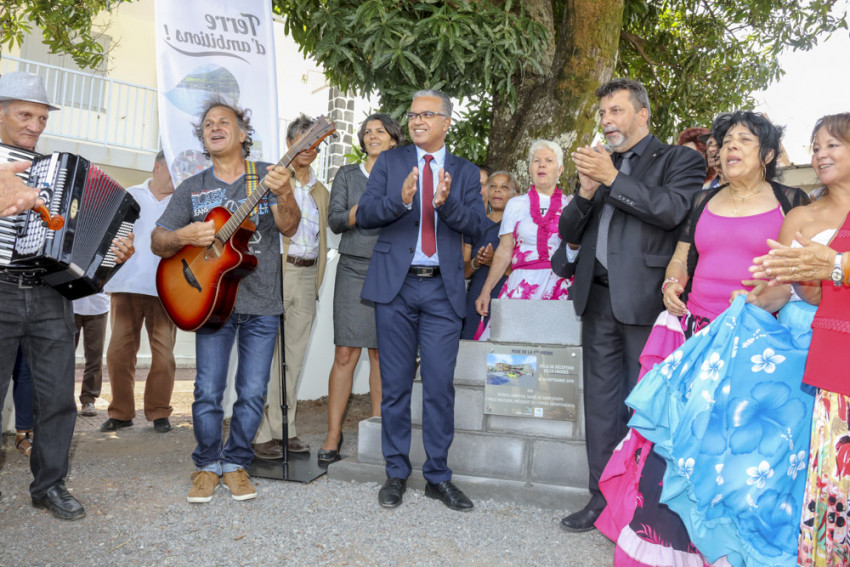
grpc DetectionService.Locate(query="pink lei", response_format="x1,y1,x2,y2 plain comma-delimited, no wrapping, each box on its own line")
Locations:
528,185,563,261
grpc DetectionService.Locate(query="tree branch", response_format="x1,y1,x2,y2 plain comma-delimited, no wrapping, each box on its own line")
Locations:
619,29,661,87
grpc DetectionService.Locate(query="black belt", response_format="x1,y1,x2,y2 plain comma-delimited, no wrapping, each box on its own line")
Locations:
0,270,44,288
286,255,317,267
408,265,441,278
592,273,609,287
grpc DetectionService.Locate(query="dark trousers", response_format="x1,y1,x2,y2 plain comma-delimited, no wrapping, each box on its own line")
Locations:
582,282,652,509
12,346,34,431
375,273,462,484
0,283,77,498
74,312,107,405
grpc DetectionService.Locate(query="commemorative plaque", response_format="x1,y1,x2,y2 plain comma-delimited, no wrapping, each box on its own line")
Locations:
484,344,580,421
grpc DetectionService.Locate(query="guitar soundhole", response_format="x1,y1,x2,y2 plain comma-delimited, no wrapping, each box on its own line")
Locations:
180,259,202,293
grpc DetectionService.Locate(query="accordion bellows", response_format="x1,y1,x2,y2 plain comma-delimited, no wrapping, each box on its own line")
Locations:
0,144,140,299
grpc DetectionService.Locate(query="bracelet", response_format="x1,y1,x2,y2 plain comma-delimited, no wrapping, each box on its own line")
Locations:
470,258,480,270
661,277,678,295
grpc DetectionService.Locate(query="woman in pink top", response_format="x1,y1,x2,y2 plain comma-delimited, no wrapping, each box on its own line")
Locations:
597,111,809,566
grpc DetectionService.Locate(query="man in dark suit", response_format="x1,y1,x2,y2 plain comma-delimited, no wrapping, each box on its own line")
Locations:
357,89,485,512
557,78,704,532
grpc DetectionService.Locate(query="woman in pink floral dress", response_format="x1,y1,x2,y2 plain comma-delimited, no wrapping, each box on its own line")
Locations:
475,140,572,334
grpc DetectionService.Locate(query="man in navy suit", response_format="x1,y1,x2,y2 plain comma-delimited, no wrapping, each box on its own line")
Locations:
557,78,705,532
357,90,485,511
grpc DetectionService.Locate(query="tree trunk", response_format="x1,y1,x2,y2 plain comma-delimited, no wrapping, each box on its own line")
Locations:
487,0,623,189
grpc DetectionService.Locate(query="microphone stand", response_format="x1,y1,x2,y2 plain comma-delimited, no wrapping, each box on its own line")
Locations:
248,263,325,483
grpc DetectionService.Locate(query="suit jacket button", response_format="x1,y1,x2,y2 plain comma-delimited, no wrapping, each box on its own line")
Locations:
414,221,419,227
409,248,414,253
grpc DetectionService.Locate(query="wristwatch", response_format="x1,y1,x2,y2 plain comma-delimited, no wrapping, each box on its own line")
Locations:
832,253,844,287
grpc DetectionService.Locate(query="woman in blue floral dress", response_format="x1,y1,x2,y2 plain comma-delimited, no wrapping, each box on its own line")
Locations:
627,296,816,566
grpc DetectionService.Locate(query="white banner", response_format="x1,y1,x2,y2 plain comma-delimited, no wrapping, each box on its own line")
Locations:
154,0,279,187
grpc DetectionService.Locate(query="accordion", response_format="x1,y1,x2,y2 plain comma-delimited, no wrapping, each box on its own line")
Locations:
0,144,140,299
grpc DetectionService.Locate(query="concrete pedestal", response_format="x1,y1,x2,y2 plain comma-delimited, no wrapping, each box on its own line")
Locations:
329,299,590,511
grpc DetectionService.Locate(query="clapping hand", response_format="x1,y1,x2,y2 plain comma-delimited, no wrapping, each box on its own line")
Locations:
401,167,419,206
572,143,618,188
751,233,835,284
576,171,601,200
474,243,494,267
433,168,452,207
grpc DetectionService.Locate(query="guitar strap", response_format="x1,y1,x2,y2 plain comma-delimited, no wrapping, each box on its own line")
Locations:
245,160,260,218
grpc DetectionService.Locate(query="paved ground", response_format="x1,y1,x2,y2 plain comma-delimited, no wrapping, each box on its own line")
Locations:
0,368,614,566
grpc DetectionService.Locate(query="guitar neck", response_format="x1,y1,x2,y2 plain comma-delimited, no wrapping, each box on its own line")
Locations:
217,148,300,241
215,115,335,241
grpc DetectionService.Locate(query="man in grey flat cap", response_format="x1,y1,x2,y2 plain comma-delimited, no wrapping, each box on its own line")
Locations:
0,72,50,214
0,71,134,519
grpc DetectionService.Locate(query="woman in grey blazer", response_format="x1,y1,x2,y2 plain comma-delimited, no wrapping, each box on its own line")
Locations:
318,114,403,463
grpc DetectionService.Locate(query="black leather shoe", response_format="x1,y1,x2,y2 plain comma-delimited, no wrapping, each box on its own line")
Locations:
100,418,133,432
560,504,603,533
317,433,343,463
32,484,85,521
378,477,406,508
153,418,172,433
424,480,474,512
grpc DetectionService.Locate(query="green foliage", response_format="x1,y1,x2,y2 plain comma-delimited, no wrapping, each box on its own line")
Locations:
618,0,847,139
343,144,367,165
274,0,548,119
275,0,845,160
0,0,129,70
446,94,491,165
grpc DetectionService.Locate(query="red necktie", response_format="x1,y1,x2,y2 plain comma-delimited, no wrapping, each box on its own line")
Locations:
421,154,436,257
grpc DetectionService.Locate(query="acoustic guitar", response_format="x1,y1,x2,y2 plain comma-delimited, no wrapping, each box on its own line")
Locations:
156,116,336,331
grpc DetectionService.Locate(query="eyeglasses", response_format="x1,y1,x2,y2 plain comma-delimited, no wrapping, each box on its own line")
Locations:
405,111,450,121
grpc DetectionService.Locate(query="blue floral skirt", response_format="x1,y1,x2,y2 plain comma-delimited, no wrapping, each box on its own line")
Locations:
627,297,817,566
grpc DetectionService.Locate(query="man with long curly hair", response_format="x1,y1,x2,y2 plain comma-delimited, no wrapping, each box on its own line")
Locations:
152,97,300,503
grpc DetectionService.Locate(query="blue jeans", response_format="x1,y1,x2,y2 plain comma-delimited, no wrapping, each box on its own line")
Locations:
13,345,35,431
192,313,279,474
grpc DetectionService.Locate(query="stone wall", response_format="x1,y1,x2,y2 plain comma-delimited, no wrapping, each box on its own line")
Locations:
326,86,356,184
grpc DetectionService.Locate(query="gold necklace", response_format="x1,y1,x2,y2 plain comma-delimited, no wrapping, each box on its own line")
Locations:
728,185,764,216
